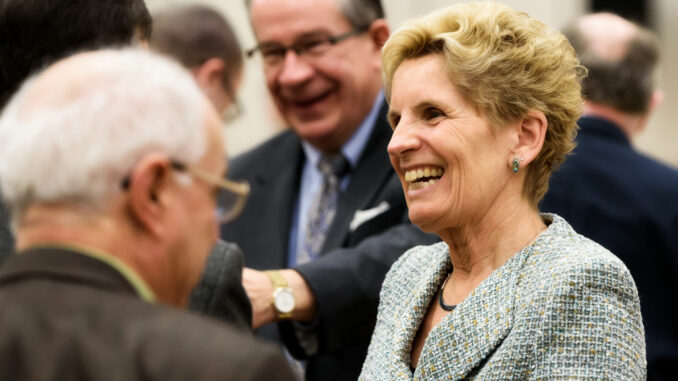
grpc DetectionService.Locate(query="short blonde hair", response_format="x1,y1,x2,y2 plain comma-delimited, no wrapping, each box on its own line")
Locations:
382,1,585,204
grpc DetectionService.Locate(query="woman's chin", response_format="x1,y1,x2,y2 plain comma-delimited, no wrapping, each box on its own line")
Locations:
408,210,444,234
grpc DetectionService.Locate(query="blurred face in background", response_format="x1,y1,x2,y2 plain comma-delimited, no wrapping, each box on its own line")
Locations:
249,0,384,152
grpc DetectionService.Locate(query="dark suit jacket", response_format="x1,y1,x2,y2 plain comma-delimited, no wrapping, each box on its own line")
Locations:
540,116,678,381
0,202,13,265
216,103,438,380
0,247,295,381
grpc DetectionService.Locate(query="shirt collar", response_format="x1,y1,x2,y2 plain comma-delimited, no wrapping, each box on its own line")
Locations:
23,243,156,303
302,91,385,170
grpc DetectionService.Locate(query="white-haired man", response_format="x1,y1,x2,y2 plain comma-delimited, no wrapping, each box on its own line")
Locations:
0,49,294,380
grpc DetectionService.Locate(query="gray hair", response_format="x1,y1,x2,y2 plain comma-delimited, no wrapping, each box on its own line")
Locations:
563,18,660,114
0,49,208,219
150,5,243,91
244,0,384,28
338,0,385,28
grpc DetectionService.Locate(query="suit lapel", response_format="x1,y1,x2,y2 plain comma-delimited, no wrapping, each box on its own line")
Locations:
242,132,304,269
414,246,531,380
321,103,393,252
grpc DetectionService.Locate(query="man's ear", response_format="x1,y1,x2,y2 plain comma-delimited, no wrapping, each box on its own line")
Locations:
367,19,390,69
126,153,173,238
193,58,226,89
649,89,664,113
368,18,390,48
510,110,547,168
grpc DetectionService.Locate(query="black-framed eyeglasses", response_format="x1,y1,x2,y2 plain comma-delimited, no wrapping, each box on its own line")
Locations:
246,25,369,68
121,159,250,224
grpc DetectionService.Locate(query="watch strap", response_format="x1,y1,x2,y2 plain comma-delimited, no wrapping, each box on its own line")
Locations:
265,270,293,319
265,270,288,288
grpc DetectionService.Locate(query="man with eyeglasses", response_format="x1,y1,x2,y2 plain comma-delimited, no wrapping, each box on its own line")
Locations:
0,49,294,380
204,0,439,379
150,4,244,122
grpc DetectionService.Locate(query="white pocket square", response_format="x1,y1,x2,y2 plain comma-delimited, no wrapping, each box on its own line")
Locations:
349,201,390,232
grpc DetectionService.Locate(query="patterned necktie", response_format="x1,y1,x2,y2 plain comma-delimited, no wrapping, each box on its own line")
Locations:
297,154,349,265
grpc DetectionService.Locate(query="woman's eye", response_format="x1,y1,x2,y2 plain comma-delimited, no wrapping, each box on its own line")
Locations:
425,108,444,120
389,116,400,130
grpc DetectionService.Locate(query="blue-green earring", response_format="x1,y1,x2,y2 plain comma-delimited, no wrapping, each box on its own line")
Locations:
512,158,520,174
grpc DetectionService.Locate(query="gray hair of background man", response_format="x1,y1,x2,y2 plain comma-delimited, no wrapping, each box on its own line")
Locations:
563,15,661,114
150,5,243,93
0,49,208,222
244,0,385,28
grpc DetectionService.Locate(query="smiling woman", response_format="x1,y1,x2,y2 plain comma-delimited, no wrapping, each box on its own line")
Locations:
360,2,646,380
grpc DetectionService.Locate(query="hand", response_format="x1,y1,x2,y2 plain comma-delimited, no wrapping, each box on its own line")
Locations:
242,267,276,329
242,267,318,330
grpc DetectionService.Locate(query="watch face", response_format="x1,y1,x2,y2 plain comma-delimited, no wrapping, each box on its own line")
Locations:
274,288,295,314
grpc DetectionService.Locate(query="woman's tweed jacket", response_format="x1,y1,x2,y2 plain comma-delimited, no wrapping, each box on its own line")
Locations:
360,214,646,380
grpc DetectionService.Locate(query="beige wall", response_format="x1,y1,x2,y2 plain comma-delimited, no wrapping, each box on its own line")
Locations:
639,0,678,166
146,0,677,167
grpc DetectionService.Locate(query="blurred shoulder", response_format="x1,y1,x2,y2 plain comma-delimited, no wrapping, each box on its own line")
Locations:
229,129,299,174
135,305,294,379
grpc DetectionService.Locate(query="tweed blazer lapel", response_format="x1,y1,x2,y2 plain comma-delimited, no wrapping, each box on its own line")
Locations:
384,244,450,376
413,242,533,379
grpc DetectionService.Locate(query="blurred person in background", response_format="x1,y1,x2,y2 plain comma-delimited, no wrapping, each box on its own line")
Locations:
201,0,438,379
150,4,244,121
0,48,294,381
0,0,152,264
540,12,678,380
149,3,253,332
361,2,645,379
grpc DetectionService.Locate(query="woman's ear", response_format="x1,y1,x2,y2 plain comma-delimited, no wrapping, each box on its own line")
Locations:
126,153,173,238
510,110,547,167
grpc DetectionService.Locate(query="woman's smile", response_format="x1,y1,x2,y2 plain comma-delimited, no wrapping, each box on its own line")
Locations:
404,166,445,191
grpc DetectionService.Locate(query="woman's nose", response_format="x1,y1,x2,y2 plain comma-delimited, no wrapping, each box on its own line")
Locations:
387,122,421,157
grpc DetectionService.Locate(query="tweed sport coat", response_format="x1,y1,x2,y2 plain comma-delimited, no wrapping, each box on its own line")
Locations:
361,214,646,380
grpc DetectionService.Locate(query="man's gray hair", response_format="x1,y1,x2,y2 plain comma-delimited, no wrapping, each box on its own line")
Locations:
244,0,384,28
0,49,208,219
337,0,384,28
563,18,660,114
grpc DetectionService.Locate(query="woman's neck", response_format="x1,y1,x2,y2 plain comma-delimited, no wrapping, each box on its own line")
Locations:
437,199,545,282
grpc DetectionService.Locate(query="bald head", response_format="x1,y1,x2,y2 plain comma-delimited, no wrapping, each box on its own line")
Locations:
578,13,637,61
564,12,660,114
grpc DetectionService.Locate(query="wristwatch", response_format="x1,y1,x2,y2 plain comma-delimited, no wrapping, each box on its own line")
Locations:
265,270,295,320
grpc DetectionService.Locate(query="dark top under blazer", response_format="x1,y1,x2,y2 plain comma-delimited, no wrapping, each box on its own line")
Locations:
214,102,438,380
0,247,295,381
540,116,678,381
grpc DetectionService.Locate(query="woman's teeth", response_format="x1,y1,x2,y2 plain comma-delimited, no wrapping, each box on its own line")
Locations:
404,166,444,190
